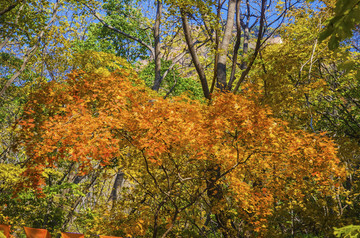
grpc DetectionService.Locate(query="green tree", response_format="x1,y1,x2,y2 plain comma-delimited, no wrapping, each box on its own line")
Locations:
73,0,149,62
320,0,360,49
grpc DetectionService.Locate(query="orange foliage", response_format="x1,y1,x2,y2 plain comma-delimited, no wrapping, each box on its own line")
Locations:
60,232,84,238
18,67,344,233
0,224,11,238
23,227,51,238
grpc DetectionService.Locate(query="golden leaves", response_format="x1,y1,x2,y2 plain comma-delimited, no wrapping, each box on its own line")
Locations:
18,64,345,233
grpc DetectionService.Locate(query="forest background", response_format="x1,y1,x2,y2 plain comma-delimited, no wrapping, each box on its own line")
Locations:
1,0,360,237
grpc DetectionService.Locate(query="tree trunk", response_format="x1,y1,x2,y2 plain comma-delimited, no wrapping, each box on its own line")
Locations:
227,0,242,90
152,0,163,91
181,10,211,99
210,0,223,94
240,0,251,70
108,168,124,203
233,0,266,93
216,0,237,90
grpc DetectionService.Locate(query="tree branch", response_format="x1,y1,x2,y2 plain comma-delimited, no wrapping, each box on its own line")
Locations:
233,0,267,93
0,0,61,98
84,3,155,58
0,1,20,16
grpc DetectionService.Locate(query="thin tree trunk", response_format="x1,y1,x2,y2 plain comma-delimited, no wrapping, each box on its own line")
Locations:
233,0,267,93
240,0,251,70
216,0,236,90
206,163,230,237
152,200,166,238
227,0,242,90
61,170,101,230
210,0,224,94
161,209,179,238
181,10,210,99
108,168,124,203
241,25,249,70
152,0,163,91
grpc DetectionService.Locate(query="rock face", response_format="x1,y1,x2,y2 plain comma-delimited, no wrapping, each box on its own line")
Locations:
267,36,283,44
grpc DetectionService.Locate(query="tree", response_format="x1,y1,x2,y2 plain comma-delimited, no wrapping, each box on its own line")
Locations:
249,2,360,234
84,0,184,92
0,0,62,97
17,59,344,236
83,0,296,98
0,52,142,235
319,0,360,49
73,0,150,62
170,0,297,96
2,0,359,236
0,0,96,168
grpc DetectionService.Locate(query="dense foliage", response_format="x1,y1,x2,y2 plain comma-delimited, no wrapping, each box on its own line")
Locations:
1,0,360,237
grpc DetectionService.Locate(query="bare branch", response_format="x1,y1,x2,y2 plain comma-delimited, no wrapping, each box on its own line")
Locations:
233,0,267,93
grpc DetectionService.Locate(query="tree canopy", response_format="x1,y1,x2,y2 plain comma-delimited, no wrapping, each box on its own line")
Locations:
1,0,360,237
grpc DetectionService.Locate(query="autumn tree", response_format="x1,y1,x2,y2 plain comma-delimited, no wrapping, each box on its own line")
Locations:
2,0,359,237
73,0,149,62
0,52,137,235
244,1,360,234
15,56,345,237
0,0,99,167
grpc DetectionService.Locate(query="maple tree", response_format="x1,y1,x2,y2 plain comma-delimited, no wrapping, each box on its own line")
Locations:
16,56,344,236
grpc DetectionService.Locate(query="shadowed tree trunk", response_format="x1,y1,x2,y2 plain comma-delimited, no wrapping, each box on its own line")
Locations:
108,168,125,205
